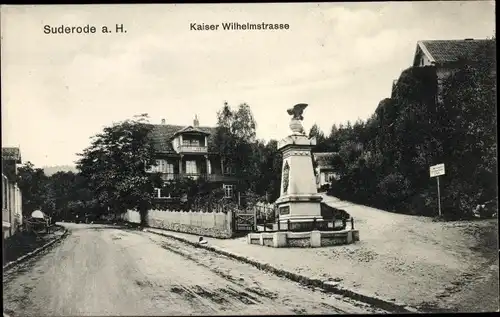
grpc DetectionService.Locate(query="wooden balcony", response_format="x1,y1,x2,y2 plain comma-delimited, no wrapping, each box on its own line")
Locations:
178,145,208,154
160,173,238,183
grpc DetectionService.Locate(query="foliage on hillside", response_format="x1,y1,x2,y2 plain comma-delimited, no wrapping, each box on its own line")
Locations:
324,41,497,219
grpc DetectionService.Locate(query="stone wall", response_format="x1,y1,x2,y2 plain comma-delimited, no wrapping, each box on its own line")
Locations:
122,209,233,238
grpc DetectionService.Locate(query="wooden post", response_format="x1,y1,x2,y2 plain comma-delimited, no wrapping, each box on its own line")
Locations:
253,206,257,232
437,176,442,217
178,155,183,175
277,213,280,231
351,217,354,230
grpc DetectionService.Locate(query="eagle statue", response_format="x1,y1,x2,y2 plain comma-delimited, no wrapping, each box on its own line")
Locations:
287,103,308,121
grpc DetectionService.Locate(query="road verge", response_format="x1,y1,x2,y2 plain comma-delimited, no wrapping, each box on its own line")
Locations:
3,225,69,272
144,228,419,314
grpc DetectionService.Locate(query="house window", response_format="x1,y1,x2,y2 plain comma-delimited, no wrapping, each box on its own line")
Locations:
185,160,197,174
166,163,174,174
154,188,161,198
183,139,190,146
223,184,234,198
191,139,200,146
157,160,164,173
148,159,168,173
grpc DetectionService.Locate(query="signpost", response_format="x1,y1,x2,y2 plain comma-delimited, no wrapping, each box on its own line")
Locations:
430,163,445,216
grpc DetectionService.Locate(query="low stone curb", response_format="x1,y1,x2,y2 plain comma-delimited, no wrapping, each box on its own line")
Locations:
2,226,69,272
145,228,420,314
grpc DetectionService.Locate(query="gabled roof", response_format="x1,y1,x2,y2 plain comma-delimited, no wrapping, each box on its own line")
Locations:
313,152,339,169
148,124,216,153
172,125,212,137
2,147,21,163
414,39,494,65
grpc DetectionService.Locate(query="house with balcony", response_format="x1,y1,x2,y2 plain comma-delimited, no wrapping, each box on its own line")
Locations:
147,116,239,199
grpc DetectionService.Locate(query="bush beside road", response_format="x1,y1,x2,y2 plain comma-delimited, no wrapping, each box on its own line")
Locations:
3,225,66,268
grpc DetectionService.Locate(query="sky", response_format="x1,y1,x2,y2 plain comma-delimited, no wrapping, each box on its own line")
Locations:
1,2,495,167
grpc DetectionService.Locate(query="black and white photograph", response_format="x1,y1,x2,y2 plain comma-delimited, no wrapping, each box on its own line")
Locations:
1,2,498,315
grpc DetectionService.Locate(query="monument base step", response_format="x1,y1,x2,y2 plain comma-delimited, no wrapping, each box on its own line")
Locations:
247,229,360,248
277,217,332,231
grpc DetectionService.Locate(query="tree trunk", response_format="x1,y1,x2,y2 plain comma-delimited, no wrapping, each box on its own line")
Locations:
139,206,148,227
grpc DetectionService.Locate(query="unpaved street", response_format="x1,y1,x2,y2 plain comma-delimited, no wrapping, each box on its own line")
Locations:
3,223,385,316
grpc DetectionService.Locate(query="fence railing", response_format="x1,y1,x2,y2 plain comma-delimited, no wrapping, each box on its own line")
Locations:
160,173,238,182
257,215,355,233
178,145,208,153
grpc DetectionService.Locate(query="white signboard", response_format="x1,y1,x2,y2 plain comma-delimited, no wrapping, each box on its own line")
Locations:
430,163,445,178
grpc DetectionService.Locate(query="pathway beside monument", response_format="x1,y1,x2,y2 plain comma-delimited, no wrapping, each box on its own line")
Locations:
144,193,498,313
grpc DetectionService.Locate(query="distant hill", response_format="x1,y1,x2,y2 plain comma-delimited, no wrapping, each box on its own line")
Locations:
43,165,79,176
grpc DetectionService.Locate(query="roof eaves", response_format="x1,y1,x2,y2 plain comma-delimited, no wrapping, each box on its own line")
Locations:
417,41,436,64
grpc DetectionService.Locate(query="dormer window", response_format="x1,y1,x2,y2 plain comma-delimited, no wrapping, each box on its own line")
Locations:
182,139,200,146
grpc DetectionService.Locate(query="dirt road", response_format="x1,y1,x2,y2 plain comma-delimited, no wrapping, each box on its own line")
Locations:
3,223,385,316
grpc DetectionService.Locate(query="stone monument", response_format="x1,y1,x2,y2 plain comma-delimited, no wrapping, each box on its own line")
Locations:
275,103,324,230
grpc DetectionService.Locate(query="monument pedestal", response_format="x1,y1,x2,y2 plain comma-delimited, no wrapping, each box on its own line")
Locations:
246,103,360,248
275,131,323,228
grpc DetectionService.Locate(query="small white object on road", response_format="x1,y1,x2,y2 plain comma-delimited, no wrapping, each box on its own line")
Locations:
199,237,208,245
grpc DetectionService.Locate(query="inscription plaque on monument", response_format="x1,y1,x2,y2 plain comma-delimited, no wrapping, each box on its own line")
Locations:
279,206,290,215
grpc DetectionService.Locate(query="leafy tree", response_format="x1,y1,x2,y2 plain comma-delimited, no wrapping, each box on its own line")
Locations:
255,139,282,202
309,123,330,152
436,39,497,216
76,114,162,226
326,40,496,219
15,162,49,217
211,101,259,192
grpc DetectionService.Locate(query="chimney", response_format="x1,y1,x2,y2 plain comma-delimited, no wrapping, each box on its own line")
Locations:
193,115,199,127
161,118,166,125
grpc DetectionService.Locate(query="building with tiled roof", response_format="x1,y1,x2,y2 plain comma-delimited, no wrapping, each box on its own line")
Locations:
2,147,21,163
312,152,340,189
146,116,238,199
413,39,494,67
2,147,22,182
393,38,495,103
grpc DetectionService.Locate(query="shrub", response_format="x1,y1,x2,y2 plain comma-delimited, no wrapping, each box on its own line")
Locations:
319,184,330,192
377,172,412,211
407,190,437,217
